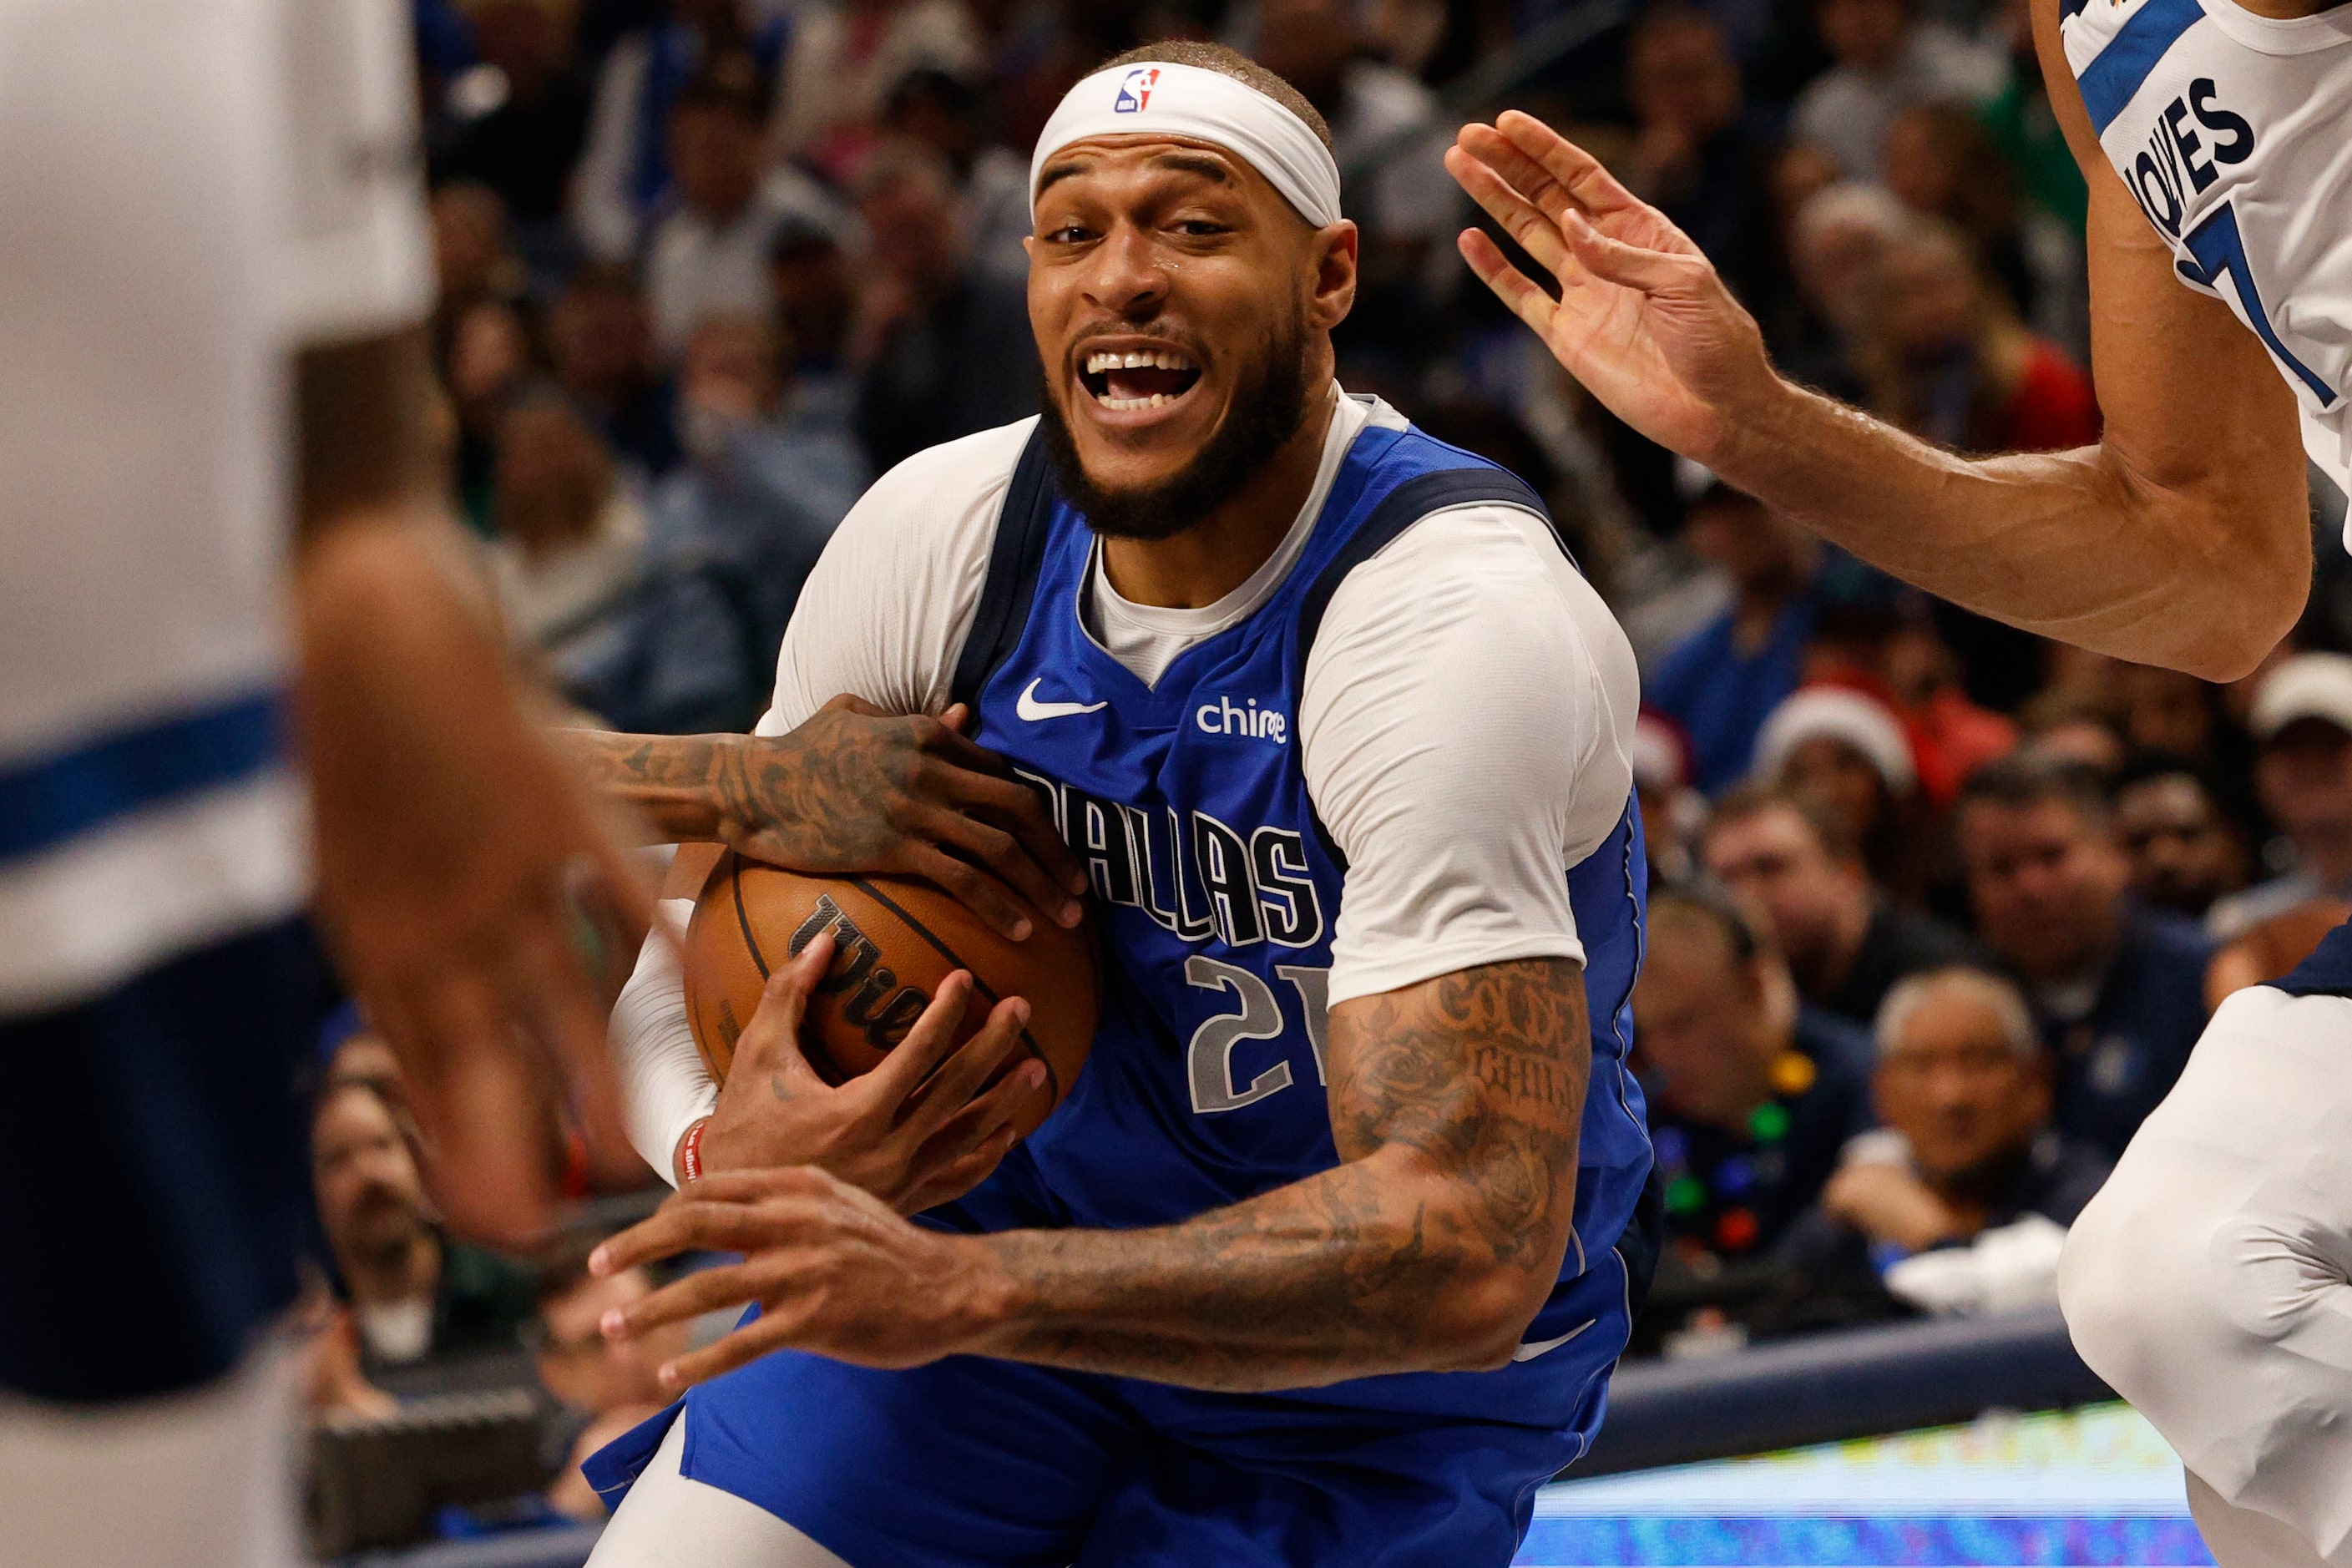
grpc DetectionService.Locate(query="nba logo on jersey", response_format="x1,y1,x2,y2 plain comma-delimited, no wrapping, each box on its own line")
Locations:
1114,67,1159,112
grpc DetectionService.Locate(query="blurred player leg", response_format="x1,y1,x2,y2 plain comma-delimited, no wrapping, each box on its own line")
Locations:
588,1418,852,1568
2062,985,2352,1567
2189,1474,2333,1568
0,1341,299,1568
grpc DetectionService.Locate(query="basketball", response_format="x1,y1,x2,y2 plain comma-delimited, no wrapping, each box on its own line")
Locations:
681,852,1099,1140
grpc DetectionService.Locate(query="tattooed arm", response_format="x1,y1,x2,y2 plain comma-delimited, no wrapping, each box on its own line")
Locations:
562,695,1086,940
590,957,1591,1393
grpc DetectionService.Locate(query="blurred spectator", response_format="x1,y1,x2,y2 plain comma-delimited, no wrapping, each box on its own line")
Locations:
1621,8,1779,305
2207,898,2352,1009
773,0,985,176
1633,710,1707,890
319,1003,406,1110
568,315,867,733
1855,220,2098,456
1974,0,2088,231
1751,685,1932,905
1634,888,1877,1272
1646,468,1822,792
531,1244,695,1521
443,297,544,534
2017,689,2130,776
1866,612,2021,791
1788,0,2002,180
311,1080,540,1378
572,0,786,260
769,225,862,395
1766,968,2112,1333
1702,786,1975,1026
1955,752,2214,1160
2112,660,2243,775
677,312,868,527
1776,180,1909,395
2208,654,2352,939
549,262,685,479
432,0,598,271
431,182,524,317
2112,757,2252,921
1883,102,2086,360
851,139,1038,473
644,60,842,359
486,392,650,663
883,68,1034,282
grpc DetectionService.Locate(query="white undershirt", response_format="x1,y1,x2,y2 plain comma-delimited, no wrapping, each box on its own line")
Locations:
610,387,1641,1178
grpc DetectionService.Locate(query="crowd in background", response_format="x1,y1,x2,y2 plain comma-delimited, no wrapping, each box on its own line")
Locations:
296,0,2352,1538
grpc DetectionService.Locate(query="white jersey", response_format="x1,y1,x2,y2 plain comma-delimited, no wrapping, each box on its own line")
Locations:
2060,0,2352,507
0,0,432,1014
609,390,1643,1176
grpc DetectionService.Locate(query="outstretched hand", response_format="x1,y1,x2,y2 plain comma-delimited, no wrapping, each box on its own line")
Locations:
1444,111,1776,463
301,518,656,1246
695,928,1043,1214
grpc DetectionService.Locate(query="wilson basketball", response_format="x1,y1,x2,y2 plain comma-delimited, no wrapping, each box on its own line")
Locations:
682,852,1099,1140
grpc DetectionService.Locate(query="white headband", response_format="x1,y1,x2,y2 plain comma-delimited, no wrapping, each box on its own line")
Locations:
1029,61,1343,229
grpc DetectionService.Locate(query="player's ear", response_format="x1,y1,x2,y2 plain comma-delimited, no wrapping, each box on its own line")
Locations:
1308,220,1358,331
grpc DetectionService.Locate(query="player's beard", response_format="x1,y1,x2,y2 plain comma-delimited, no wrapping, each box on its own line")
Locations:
1037,302,1314,543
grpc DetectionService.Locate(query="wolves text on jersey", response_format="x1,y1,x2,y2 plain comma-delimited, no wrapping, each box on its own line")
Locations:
2123,76,2253,241
1014,766,1328,951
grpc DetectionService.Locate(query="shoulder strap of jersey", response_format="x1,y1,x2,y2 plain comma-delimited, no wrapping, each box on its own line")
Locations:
948,426,1059,711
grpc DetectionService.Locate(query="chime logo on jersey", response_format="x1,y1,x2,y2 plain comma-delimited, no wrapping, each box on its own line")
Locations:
1016,766,1327,950
1114,66,1160,113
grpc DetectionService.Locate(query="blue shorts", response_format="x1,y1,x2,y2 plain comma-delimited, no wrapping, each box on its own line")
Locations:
0,918,326,1402
587,1346,1610,1568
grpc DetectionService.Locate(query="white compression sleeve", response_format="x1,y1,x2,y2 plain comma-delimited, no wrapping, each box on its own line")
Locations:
610,900,716,1187
1302,502,1640,1006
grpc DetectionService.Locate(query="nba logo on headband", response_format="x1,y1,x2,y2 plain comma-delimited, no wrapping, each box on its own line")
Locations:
1113,66,1159,113
1035,59,1343,227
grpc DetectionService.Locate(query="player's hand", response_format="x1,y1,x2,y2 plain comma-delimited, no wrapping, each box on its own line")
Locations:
695,929,1044,1214
1444,111,1775,464
301,517,655,1245
588,1166,1006,1387
713,696,1088,941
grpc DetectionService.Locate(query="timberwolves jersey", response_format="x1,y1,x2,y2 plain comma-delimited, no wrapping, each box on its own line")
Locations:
2060,0,2352,507
943,417,1657,1424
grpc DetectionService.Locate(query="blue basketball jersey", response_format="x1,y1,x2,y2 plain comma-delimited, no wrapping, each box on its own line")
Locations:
943,412,1657,1424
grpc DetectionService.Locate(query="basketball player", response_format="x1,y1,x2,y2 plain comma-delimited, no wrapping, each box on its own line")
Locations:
576,46,1657,1567
1442,1,2352,1560
0,3,664,1562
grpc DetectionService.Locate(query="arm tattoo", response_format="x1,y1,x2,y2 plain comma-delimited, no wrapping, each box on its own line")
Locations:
981,958,1591,1391
558,718,946,867
561,731,743,842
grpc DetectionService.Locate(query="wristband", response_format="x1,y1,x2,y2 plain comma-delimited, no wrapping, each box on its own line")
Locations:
678,1118,711,1186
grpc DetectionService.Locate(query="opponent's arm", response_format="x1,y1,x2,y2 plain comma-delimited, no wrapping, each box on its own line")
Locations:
560,698,1086,942
297,326,654,1241
591,956,1590,1393
1444,0,2309,682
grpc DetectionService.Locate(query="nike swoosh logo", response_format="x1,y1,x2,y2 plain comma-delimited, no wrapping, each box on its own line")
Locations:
1015,677,1108,721
1511,1318,1597,1362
